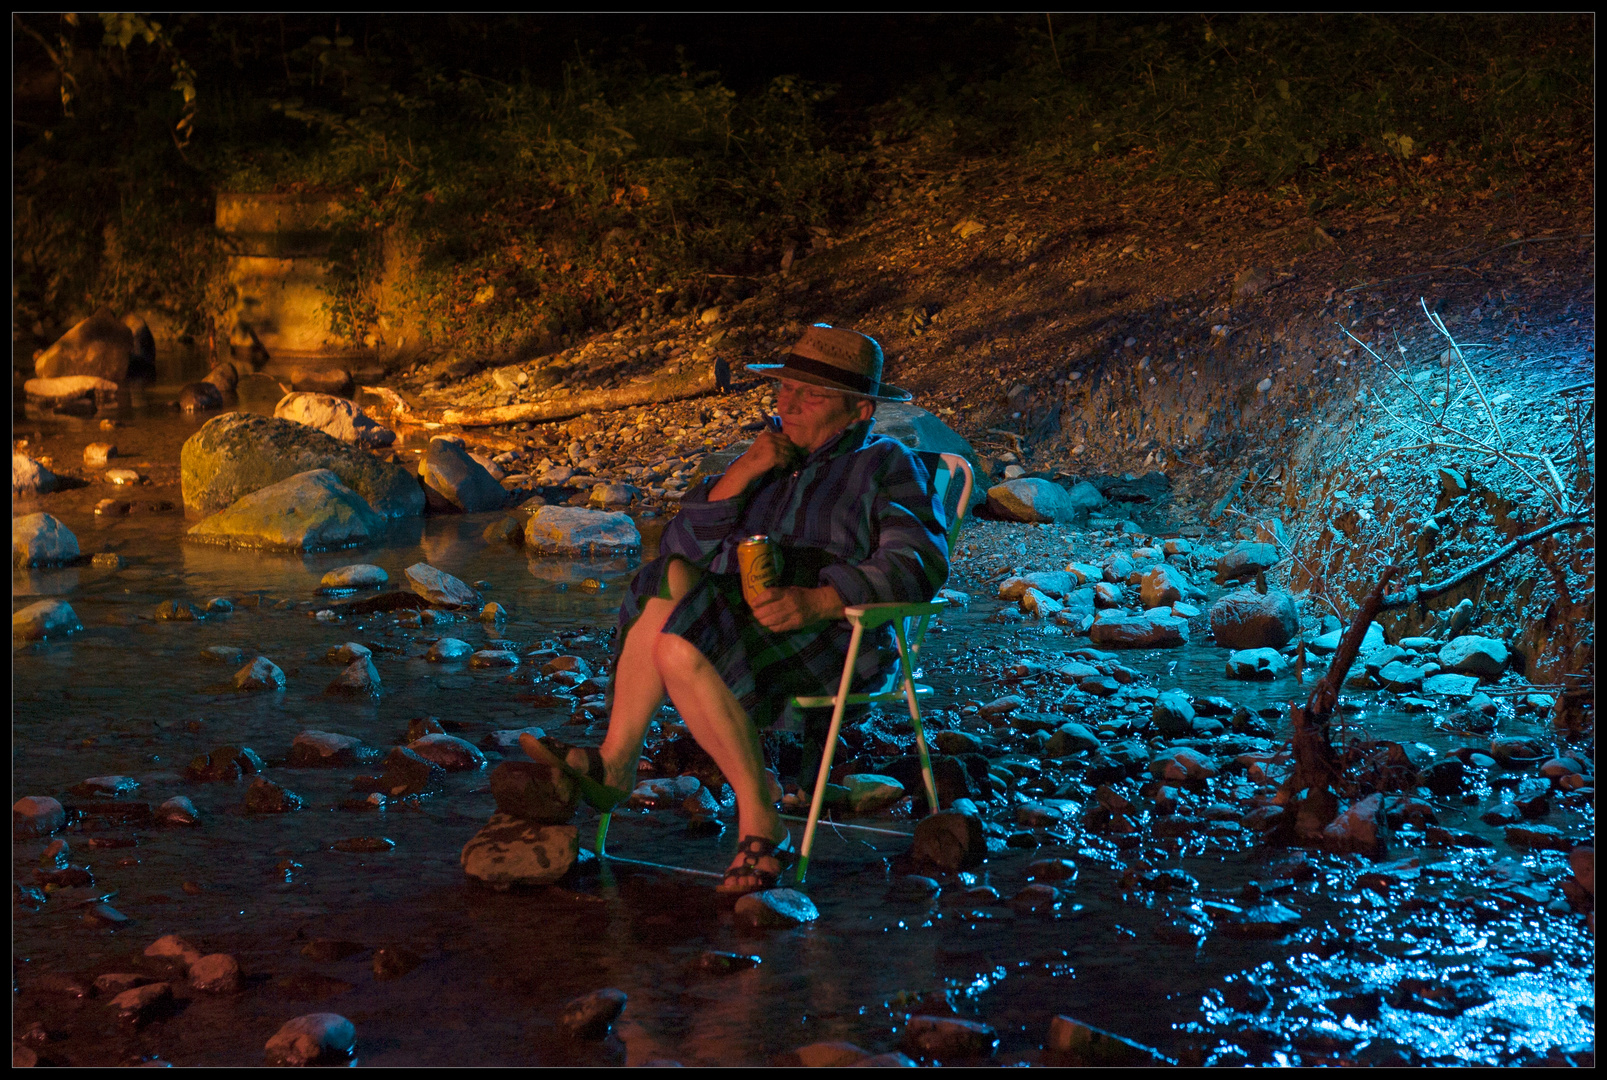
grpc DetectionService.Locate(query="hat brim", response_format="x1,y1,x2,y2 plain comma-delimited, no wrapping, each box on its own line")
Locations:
745,362,913,403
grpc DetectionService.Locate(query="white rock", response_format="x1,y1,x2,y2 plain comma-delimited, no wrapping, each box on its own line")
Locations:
12,512,79,566
1437,635,1509,678
12,453,59,495
274,392,395,447
524,506,641,555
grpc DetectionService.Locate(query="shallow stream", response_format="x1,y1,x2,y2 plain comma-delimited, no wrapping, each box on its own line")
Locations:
11,394,1594,1066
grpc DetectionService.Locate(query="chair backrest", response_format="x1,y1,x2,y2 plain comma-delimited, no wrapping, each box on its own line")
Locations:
918,452,975,550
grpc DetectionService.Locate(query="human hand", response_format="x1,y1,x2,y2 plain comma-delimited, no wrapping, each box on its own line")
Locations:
711,425,801,499
749,584,844,633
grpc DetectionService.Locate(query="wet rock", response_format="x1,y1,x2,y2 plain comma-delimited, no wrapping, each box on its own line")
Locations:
264,1013,357,1067
321,564,388,591
843,773,904,812
1026,858,1078,884
12,599,82,641
189,469,386,551
901,1015,998,1059
1424,825,1492,848
1378,661,1426,692
910,810,986,871
1504,824,1572,851
13,452,60,496
181,412,423,518
460,813,579,885
419,438,507,513
490,761,578,824
185,745,263,782
1214,541,1279,585
1513,777,1552,817
791,1041,871,1067
289,730,369,768
327,656,381,696
1570,845,1594,896
34,307,133,381
380,746,445,796
481,601,509,622
1226,648,1288,680
190,953,241,993
1480,800,1522,826
1089,613,1187,648
985,478,1088,524
471,649,519,668
325,642,371,666
13,796,66,837
887,874,942,902
155,599,203,621
1322,793,1383,853
1208,588,1299,649
234,656,286,691
1222,902,1303,939
146,934,203,967
110,982,173,1025
1044,722,1100,757
408,733,487,771
999,571,1076,600
201,359,239,395
1389,974,1492,1016
1489,737,1544,766
244,777,303,813
1423,672,1480,698
406,563,481,607
559,987,628,1039
1309,621,1384,656
734,888,819,928
1151,691,1197,736
83,902,131,928
274,392,394,448
155,795,201,826
1437,635,1509,678
331,836,394,853
1021,587,1062,617
1421,758,1465,796
1139,564,1189,608
27,374,120,411
71,774,139,798
12,512,80,566
425,637,473,662
1150,747,1218,782
1048,1015,1171,1064
524,506,642,555
179,381,225,412
932,730,983,755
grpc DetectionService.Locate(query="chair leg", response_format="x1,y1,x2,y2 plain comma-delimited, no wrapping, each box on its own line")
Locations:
796,621,866,885
895,621,939,815
594,812,612,858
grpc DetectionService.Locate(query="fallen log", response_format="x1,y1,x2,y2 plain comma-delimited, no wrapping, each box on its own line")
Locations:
437,366,720,428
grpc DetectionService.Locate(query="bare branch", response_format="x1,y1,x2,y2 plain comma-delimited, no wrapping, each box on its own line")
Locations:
1379,514,1593,611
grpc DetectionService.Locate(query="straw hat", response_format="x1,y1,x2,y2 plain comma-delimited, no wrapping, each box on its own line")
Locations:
746,324,912,402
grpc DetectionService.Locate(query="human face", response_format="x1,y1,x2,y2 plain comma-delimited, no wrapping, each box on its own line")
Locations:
773,378,873,453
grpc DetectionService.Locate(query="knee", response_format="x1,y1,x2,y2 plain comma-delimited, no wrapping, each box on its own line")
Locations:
652,632,707,679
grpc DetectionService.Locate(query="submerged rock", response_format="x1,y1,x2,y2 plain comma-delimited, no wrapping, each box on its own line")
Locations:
524,506,642,555
13,512,80,566
181,412,424,518
406,563,482,608
289,730,370,768
13,599,82,641
321,564,388,591
264,1013,357,1067
275,392,395,448
407,733,487,771
460,814,579,885
1225,648,1288,680
188,469,386,551
13,795,66,836
559,987,628,1040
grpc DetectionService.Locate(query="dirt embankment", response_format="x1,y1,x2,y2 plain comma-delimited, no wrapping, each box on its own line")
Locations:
405,153,1593,711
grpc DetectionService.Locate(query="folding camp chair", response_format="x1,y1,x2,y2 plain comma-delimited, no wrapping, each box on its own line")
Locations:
792,452,974,884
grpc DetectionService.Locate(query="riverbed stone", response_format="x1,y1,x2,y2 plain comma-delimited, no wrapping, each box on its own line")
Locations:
244,777,303,813
1150,747,1218,782
13,599,82,641
1226,648,1288,680
1309,621,1385,656
408,733,487,771
559,987,628,1040
1423,672,1480,699
733,888,819,928
524,506,642,555
1048,1015,1169,1064
12,453,59,496
145,934,203,967
426,637,474,661
471,649,519,668
34,307,133,382
1151,691,1197,736
1323,793,1383,853
1044,722,1101,757
265,1013,357,1066
1209,587,1300,649
189,953,242,993
910,810,986,871
1437,635,1509,678
406,563,482,607
843,773,904,812
461,813,579,885
189,469,386,552
327,656,381,696
999,570,1076,600
181,412,424,518
985,478,1086,524
155,795,201,826
321,564,388,591
1214,541,1279,585
419,438,507,513
1089,613,1188,648
234,656,286,691
901,1015,998,1058
13,512,80,566
275,392,395,448
289,730,369,767
111,981,173,1024
13,796,66,837
1140,564,1189,608
490,761,578,824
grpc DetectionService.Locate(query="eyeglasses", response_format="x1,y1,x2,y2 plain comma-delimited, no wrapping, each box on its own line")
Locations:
774,380,849,407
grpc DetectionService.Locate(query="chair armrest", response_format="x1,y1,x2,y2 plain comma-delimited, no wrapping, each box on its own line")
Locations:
843,599,947,629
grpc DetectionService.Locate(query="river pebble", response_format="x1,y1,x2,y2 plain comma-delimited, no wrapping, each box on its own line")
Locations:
460,814,578,885
12,512,79,566
233,656,286,691
408,733,488,771
327,655,382,696
13,796,67,836
190,953,241,992
243,777,303,813
405,562,481,607
145,935,203,967
265,1013,357,1066
12,599,82,641
560,987,628,1039
111,982,173,1025
426,638,474,662
320,564,389,591
155,795,201,826
901,1015,998,1058
734,888,819,928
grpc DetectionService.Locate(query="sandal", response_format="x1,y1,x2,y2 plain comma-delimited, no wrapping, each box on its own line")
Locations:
716,831,797,896
519,733,630,813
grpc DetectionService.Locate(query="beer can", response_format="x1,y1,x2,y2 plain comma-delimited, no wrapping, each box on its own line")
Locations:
737,535,780,606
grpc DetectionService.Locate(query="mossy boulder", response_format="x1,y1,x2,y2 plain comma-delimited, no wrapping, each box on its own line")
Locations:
180,413,424,518
188,469,386,551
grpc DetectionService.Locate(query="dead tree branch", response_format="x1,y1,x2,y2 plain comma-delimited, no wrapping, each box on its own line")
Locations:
1378,513,1592,611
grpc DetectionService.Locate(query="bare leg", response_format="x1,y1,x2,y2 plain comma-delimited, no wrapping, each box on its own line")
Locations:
655,632,784,889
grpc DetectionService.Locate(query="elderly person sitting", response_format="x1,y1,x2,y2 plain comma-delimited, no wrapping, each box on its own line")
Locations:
525,324,950,894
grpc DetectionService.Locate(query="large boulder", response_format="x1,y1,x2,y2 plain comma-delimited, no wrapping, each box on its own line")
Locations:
1214,541,1280,585
180,413,424,518
870,402,986,507
124,314,157,380
33,307,133,382
986,478,1089,524
1089,613,1188,648
1226,648,1289,680
524,507,641,555
1437,635,1509,678
460,814,578,885
12,453,59,496
1139,564,1190,609
13,512,79,566
419,438,507,513
274,392,395,448
1209,588,1300,649
187,469,386,551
